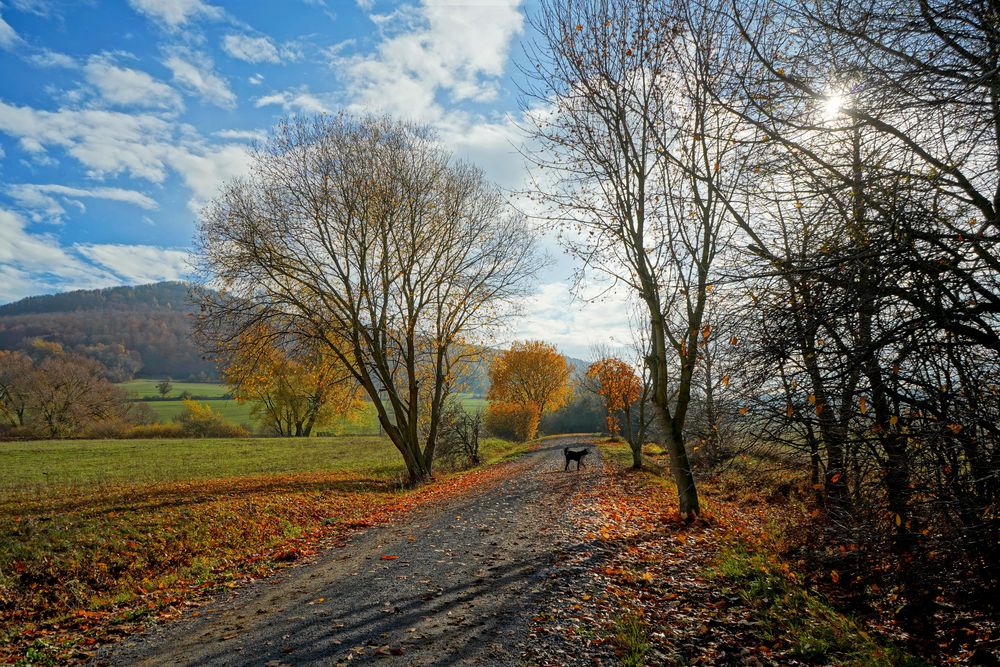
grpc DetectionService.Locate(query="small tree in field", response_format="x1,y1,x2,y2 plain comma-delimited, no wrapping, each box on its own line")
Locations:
156,379,173,398
487,340,572,440
223,325,362,437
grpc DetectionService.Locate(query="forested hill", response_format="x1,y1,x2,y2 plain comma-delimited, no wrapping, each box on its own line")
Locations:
0,282,592,387
0,282,215,381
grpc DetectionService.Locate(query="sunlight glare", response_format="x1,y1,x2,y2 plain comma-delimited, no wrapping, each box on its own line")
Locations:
822,92,845,119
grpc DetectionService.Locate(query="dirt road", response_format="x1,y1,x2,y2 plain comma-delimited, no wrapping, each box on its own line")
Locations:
95,436,605,666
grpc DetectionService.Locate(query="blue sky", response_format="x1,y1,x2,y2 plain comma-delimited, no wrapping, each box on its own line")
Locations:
0,0,630,356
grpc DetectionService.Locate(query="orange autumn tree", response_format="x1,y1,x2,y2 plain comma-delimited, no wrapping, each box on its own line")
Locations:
587,357,645,467
224,327,362,437
486,340,573,441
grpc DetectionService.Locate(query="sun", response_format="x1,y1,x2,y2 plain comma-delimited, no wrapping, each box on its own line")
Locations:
822,92,845,119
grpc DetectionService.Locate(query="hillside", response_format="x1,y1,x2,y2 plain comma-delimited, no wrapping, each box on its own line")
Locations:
0,282,215,381
0,282,592,387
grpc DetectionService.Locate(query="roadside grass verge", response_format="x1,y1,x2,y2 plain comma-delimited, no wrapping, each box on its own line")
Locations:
707,543,922,666
594,440,917,666
0,435,530,665
613,612,650,667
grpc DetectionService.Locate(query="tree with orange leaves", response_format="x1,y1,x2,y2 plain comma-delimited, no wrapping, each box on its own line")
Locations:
587,357,646,467
487,340,572,440
224,326,362,437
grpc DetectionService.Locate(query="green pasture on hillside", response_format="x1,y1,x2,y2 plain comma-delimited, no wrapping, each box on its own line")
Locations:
119,379,231,399
119,380,487,435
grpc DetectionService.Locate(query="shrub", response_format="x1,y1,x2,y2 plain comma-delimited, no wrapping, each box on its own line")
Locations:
484,401,540,442
124,422,186,439
174,400,250,438
81,419,131,439
435,403,483,469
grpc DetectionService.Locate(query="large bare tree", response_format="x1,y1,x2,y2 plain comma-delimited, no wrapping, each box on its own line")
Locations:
520,0,752,517
195,114,540,484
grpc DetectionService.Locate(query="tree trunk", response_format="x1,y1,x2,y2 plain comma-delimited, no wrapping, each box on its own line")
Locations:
622,405,642,469
647,308,701,519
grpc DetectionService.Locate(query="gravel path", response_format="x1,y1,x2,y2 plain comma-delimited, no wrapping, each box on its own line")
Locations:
94,436,605,666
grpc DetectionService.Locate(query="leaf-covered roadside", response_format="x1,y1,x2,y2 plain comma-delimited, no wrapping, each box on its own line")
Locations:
523,442,919,666
0,450,530,666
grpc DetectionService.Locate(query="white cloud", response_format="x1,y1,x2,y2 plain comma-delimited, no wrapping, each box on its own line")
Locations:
505,280,633,359
7,183,158,223
83,55,183,110
222,34,280,64
75,243,191,283
28,49,77,68
0,101,251,211
127,0,221,28
255,88,328,114
213,128,265,142
355,0,375,10
0,208,195,303
163,50,236,109
0,13,22,50
165,143,250,211
0,208,120,302
0,101,175,181
248,73,264,85
336,0,524,122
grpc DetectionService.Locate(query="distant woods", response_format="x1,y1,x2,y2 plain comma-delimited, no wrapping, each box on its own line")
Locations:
0,346,144,438
0,282,215,382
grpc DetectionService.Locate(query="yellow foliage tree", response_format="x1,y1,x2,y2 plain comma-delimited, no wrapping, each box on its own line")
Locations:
224,327,362,437
587,357,642,436
487,340,572,440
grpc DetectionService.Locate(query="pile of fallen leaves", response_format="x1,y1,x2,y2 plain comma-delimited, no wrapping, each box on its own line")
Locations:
523,444,916,666
0,459,525,665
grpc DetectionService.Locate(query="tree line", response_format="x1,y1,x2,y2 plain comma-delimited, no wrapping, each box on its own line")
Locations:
520,0,999,627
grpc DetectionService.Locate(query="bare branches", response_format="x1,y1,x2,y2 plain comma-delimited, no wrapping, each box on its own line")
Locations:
194,113,541,483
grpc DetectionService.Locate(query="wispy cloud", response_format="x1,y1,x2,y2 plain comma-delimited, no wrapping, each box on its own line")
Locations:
163,49,236,109
222,34,280,64
336,0,524,122
254,88,328,114
75,243,190,284
84,55,183,110
7,183,158,223
126,0,222,28
0,13,23,50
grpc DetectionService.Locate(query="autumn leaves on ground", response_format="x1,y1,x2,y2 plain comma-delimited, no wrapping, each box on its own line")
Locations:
0,436,530,665
4,432,929,666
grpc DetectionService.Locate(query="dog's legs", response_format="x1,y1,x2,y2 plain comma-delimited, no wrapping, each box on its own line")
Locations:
564,458,569,471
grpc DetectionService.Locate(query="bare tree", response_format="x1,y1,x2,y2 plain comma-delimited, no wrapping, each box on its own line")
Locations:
195,114,540,484
520,0,752,517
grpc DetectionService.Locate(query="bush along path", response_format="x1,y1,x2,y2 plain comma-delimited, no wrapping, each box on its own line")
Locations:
521,441,920,667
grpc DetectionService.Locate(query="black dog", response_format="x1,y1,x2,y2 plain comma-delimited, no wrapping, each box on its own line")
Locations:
564,447,590,471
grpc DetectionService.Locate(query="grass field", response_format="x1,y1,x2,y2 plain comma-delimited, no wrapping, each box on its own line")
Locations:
118,379,231,400
0,436,403,492
0,434,530,664
117,380,487,436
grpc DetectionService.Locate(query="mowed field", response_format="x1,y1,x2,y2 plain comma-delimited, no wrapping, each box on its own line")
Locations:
0,434,528,664
118,379,487,436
